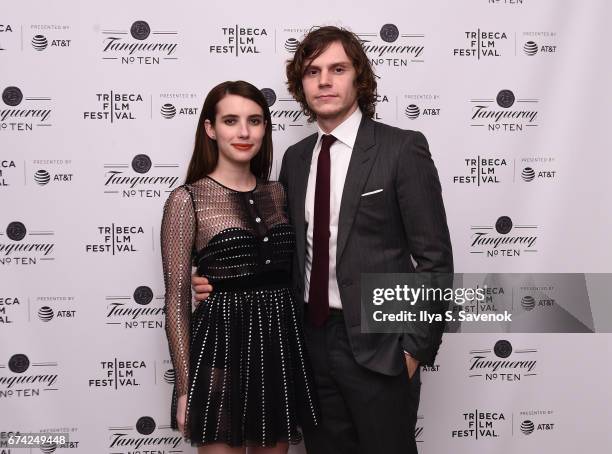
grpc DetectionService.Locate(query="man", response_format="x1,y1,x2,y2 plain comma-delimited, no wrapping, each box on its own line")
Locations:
193,26,453,454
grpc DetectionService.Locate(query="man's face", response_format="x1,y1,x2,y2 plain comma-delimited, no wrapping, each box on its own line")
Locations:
301,41,359,122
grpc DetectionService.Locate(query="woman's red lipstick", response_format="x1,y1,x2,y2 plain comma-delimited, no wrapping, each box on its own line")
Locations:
231,143,253,151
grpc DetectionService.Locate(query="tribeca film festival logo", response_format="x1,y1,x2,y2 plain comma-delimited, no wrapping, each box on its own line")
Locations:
260,87,307,132
357,24,425,68
0,221,55,266
451,409,509,439
0,86,52,132
468,340,538,382
158,92,199,120
88,358,149,389
470,216,539,258
0,23,16,52
107,416,183,453
0,159,17,188
521,32,557,57
460,285,507,319
0,295,23,325
369,93,394,122
470,89,539,133
84,223,148,255
403,94,440,122
453,27,556,59
105,285,165,330
100,20,178,65
0,354,59,399
453,155,510,186
518,410,555,435
103,154,179,198
209,25,270,56
453,28,510,58
83,91,145,123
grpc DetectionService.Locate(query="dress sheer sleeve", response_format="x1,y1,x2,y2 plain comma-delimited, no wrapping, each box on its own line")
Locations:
161,186,195,397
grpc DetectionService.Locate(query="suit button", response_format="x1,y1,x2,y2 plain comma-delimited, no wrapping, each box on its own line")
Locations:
341,279,353,288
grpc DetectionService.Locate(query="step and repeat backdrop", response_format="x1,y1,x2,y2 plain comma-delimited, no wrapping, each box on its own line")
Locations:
2,1,612,453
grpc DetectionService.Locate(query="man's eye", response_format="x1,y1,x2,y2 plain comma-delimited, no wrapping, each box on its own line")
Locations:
335,67,345,73
307,69,318,76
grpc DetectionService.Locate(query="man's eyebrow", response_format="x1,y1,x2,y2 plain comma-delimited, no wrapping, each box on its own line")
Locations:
305,61,352,70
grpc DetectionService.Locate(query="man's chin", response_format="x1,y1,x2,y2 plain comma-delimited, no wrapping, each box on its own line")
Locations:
313,108,343,120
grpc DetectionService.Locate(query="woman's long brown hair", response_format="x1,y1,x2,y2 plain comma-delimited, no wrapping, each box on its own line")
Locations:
185,80,273,184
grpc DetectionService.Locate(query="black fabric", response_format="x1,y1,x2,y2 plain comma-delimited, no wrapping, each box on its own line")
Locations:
302,311,421,454
161,176,320,447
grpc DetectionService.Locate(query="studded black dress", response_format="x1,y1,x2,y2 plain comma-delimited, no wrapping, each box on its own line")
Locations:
161,176,319,447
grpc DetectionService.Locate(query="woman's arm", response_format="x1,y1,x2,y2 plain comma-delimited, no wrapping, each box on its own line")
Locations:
161,186,196,398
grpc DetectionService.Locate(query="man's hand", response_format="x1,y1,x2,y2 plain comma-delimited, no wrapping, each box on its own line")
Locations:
191,274,212,305
404,352,420,380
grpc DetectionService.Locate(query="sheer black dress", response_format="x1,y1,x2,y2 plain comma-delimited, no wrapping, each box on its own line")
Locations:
161,176,319,447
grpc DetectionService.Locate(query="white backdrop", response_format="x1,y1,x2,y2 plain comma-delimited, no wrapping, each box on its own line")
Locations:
2,1,612,453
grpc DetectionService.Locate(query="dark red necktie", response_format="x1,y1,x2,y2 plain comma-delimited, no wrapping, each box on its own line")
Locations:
308,134,336,327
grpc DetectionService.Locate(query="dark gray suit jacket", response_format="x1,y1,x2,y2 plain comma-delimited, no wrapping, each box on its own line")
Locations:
279,115,453,375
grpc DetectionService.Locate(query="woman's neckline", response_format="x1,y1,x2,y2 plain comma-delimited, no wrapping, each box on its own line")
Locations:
204,175,257,193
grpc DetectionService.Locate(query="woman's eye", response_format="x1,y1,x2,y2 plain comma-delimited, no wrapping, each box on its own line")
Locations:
224,119,236,125
250,118,261,125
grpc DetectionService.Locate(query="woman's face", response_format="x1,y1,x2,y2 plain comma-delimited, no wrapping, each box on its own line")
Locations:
204,94,266,167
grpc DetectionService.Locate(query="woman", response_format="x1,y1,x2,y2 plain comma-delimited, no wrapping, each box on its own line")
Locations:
160,80,319,453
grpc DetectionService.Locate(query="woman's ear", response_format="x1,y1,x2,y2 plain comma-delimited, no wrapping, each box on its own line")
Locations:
204,119,216,140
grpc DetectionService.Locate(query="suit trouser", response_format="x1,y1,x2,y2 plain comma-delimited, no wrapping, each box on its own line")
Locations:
301,309,421,454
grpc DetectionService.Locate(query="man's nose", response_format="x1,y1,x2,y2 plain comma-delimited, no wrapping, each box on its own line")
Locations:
318,69,331,87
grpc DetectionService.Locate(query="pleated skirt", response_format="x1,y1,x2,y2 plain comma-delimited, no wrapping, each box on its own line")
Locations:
170,286,320,447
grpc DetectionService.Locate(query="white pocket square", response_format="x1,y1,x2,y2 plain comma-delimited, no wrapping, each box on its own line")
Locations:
361,189,383,197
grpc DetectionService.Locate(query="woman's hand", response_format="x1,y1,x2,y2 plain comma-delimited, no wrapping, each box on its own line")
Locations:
176,394,187,434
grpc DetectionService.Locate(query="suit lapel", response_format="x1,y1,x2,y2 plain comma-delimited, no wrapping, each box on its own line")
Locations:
293,133,318,276
336,117,378,263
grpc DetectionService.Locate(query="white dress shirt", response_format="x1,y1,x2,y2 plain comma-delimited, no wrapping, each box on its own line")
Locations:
304,107,362,309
